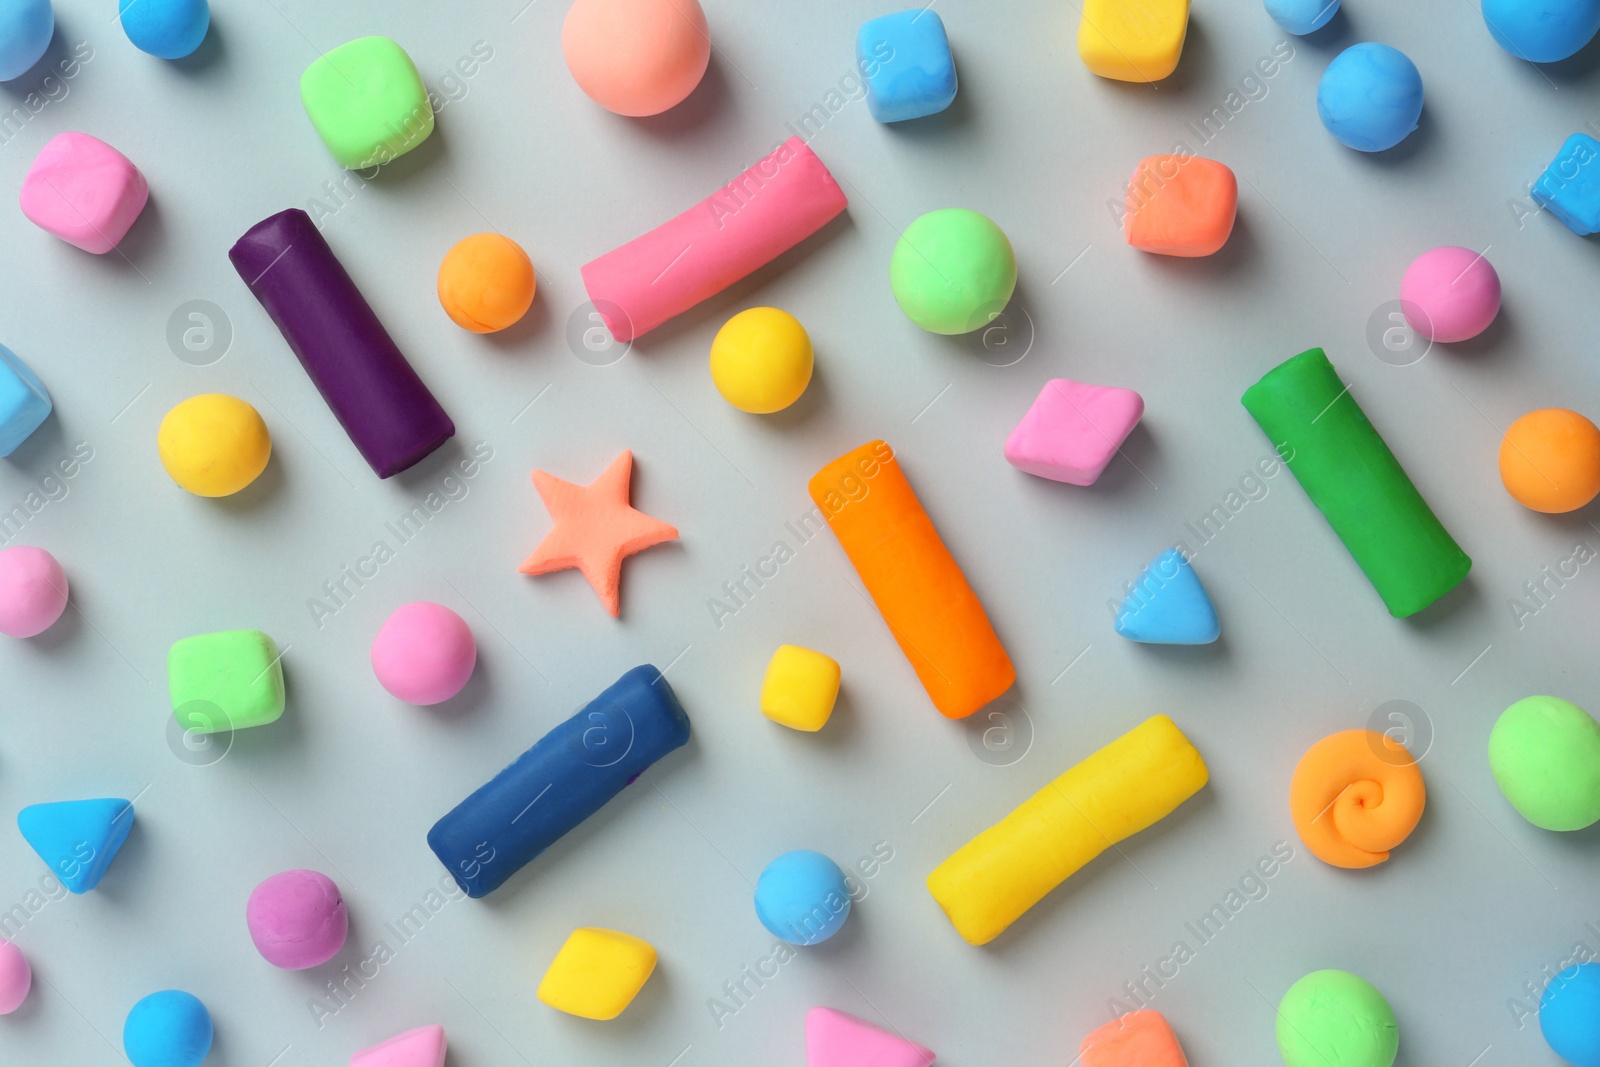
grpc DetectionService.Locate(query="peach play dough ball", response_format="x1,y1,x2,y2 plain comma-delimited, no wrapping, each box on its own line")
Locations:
371,601,477,705
438,233,536,333
1399,246,1501,343
562,0,711,116
1500,408,1600,514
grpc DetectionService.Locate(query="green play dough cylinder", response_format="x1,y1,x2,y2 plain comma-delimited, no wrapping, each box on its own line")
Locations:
1241,348,1471,617
1277,969,1399,1067
1489,696,1600,831
889,208,1017,335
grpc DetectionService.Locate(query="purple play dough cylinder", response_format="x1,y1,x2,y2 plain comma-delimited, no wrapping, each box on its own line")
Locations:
246,869,348,970
228,209,454,478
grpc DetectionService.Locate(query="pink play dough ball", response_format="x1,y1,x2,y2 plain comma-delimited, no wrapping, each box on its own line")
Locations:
246,869,348,970
1400,245,1502,343
0,938,30,1014
562,0,711,117
371,602,476,706
0,545,67,638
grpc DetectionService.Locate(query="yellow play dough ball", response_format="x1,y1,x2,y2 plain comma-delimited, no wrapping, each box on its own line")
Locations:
158,394,271,497
709,307,813,414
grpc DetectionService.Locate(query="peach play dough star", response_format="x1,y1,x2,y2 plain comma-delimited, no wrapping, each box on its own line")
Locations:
519,450,678,616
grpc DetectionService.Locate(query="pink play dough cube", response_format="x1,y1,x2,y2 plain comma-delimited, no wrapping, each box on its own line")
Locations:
20,132,149,254
1004,378,1144,485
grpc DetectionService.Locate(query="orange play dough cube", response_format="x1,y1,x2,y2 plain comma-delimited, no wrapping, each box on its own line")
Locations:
1124,156,1237,258
1080,1010,1189,1067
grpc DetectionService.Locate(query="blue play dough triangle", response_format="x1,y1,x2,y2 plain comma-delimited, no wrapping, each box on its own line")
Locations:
17,798,135,893
1114,549,1220,645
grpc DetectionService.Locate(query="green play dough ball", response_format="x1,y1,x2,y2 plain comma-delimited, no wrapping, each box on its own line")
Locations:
1276,970,1398,1067
890,208,1017,335
1489,695,1600,831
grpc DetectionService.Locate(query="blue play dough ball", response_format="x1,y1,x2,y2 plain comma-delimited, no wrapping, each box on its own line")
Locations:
1265,0,1339,35
0,0,53,82
754,850,852,945
123,990,213,1067
1542,964,1600,1067
1317,42,1424,152
119,0,209,60
1482,0,1600,62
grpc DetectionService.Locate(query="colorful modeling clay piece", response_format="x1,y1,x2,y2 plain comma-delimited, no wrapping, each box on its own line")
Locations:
157,395,271,498
17,797,133,893
709,307,814,413
1483,0,1600,62
761,645,841,732
1399,246,1500,343
927,715,1207,945
1541,964,1600,1067
371,602,476,705
0,0,51,81
0,939,30,1015
1489,696,1600,831
809,441,1014,719
537,928,658,1020
301,36,432,169
856,9,958,123
123,990,212,1067
0,343,50,457
1125,156,1237,257
1317,43,1423,152
582,137,847,342
437,233,536,333
1276,970,1398,1067
19,132,148,254
351,1025,447,1067
428,665,690,898
807,1007,936,1067
246,869,348,970
1290,730,1425,868
562,0,710,116
1533,133,1600,235
890,208,1016,335
1498,408,1600,513
519,450,678,617
1004,378,1142,486
230,209,455,478
1114,548,1219,645
119,0,209,59
754,850,851,945
1265,0,1339,35
1081,1010,1188,1067
168,629,286,735
1241,348,1471,617
0,545,66,638
1079,0,1189,80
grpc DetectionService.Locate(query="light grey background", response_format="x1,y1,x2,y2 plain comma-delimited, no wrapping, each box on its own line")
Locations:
0,0,1597,1064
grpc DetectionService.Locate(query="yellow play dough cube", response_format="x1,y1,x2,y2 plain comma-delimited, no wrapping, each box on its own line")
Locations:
760,645,841,732
537,928,657,1021
1077,0,1189,82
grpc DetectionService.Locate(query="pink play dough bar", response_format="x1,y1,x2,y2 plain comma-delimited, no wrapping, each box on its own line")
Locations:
581,137,847,342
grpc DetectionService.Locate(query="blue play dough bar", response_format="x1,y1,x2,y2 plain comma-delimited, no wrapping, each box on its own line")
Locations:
428,665,691,898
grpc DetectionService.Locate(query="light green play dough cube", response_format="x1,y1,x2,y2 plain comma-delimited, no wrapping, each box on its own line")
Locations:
169,629,285,734
300,36,434,170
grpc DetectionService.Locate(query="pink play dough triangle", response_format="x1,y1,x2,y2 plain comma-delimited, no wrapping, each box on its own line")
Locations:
349,1024,446,1067
806,1007,936,1067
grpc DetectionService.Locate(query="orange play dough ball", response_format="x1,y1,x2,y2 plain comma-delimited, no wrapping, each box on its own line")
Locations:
437,233,536,334
561,0,711,117
1499,408,1600,514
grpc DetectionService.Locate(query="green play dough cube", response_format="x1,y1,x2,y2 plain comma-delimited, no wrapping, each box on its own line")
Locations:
169,629,285,734
1489,695,1600,831
300,36,434,170
890,208,1017,335
1277,969,1398,1067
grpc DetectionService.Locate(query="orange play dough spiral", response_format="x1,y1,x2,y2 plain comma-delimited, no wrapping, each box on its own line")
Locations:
1289,729,1425,869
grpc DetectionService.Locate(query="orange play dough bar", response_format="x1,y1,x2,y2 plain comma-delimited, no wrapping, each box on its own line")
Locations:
1081,1010,1189,1067
1124,155,1237,257
1289,729,1426,869
808,440,1014,719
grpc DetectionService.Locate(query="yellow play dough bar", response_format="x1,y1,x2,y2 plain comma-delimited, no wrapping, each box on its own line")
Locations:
927,714,1207,945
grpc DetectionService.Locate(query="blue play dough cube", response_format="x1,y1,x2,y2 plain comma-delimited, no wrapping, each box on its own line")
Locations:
857,9,958,123
119,0,210,60
0,343,51,457
1533,132,1600,235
